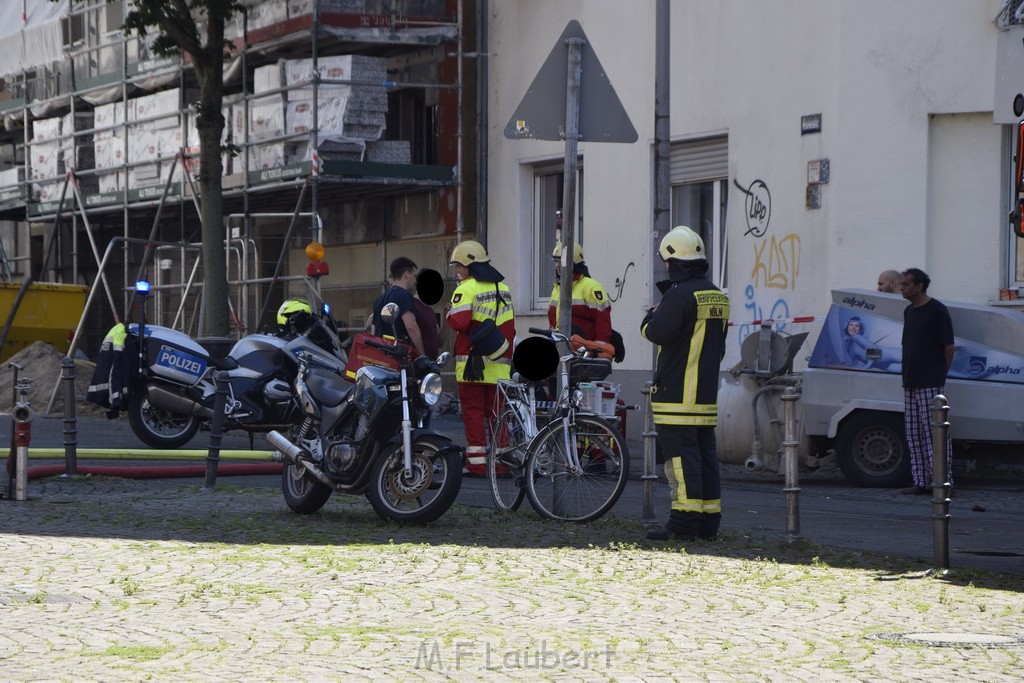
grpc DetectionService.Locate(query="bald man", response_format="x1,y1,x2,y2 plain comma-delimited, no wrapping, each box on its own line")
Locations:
877,270,902,293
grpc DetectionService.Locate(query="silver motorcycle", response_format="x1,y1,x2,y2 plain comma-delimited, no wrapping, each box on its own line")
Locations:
266,303,464,523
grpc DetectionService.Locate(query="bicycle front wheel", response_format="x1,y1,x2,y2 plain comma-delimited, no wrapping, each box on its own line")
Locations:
487,408,529,512
525,413,629,523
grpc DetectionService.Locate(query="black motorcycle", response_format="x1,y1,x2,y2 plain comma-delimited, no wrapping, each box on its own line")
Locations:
121,287,346,449
266,303,463,523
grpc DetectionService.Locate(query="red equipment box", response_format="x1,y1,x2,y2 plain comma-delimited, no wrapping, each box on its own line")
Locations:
343,332,413,381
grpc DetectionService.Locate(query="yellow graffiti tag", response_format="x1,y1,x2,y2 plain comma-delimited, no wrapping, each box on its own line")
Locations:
750,233,801,290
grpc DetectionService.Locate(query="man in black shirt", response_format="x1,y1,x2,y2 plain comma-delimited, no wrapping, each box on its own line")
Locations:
899,267,955,494
368,256,425,356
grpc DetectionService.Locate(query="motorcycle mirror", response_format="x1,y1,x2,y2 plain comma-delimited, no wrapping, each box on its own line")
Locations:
380,302,400,324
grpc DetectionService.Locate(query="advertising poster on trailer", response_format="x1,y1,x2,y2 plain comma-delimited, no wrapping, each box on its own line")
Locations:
808,301,1024,385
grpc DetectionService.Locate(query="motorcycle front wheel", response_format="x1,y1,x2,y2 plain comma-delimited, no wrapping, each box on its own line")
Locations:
367,435,463,524
127,389,201,449
281,461,333,514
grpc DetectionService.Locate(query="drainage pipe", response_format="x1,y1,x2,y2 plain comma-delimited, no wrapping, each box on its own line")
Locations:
744,375,800,471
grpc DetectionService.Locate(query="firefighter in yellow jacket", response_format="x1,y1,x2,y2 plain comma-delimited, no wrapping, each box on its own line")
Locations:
641,226,729,541
445,240,515,476
548,241,612,345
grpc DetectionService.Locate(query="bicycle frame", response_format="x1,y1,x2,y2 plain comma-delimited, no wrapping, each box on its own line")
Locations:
495,379,540,442
489,327,630,522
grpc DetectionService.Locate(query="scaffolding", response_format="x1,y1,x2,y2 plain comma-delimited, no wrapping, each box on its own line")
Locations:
0,0,474,358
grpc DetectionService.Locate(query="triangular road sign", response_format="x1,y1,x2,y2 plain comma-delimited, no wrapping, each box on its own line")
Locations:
504,20,638,143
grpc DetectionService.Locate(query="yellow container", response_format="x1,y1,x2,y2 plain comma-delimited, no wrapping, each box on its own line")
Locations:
1,281,88,362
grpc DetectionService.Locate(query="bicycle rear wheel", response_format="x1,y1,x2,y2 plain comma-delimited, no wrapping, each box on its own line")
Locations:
487,407,529,511
524,413,629,523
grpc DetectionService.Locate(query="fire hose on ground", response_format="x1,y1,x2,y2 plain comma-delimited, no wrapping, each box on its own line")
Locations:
5,358,280,494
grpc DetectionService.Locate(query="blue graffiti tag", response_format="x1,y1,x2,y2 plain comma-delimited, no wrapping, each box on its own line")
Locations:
737,284,790,344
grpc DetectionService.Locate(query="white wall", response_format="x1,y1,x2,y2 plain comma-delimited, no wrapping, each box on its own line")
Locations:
487,0,1008,377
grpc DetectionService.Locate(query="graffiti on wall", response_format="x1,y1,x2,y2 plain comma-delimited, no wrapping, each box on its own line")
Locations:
732,177,803,345
733,179,772,237
608,261,635,303
750,233,801,291
737,284,791,343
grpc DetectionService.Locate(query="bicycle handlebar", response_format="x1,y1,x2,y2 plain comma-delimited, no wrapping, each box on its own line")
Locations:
528,327,570,343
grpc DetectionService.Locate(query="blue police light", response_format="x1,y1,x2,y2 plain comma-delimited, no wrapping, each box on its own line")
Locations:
322,302,332,316
135,280,151,294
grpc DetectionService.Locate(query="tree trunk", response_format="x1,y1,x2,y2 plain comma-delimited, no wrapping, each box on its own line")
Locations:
195,61,229,337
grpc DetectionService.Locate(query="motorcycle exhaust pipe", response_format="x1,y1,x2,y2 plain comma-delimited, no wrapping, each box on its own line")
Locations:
266,430,340,491
146,385,215,419
266,430,304,463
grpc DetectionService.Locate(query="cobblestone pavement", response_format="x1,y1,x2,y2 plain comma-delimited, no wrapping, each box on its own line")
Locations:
2,476,1024,681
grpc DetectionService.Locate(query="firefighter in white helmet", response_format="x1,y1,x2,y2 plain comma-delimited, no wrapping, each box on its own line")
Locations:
641,226,730,542
445,240,516,476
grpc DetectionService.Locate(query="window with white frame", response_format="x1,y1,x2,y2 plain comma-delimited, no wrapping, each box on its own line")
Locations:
533,159,583,309
667,136,728,289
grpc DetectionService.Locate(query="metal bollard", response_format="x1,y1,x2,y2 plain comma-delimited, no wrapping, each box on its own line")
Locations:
203,370,230,489
11,378,33,501
61,356,78,476
5,361,23,498
640,381,658,522
930,394,951,575
781,386,801,541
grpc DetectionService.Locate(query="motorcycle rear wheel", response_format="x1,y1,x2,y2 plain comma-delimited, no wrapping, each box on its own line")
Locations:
127,390,201,449
281,461,333,514
367,435,463,524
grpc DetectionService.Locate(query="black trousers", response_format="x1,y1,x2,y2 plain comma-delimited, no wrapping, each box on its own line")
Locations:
658,425,722,539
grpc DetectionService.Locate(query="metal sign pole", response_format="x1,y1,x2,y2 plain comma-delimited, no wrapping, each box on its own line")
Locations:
557,37,584,403
557,37,584,341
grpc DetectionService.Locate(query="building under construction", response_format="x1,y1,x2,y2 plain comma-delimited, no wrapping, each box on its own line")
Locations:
0,0,480,360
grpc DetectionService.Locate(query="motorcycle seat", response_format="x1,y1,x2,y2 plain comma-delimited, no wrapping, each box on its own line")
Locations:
307,368,352,407
212,356,239,371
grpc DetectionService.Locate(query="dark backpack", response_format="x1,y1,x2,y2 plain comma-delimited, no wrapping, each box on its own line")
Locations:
610,329,626,363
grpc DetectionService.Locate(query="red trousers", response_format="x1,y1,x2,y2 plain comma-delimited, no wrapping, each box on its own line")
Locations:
458,382,498,473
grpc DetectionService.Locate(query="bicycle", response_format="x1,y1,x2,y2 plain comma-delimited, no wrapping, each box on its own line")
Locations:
486,327,630,522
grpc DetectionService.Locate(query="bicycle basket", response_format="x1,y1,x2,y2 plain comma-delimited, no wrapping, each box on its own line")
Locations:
569,357,612,384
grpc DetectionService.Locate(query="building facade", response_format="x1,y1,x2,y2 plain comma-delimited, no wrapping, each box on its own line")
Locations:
485,0,1018,401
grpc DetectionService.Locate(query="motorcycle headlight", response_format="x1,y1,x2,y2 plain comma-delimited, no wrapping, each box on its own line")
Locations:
419,372,443,406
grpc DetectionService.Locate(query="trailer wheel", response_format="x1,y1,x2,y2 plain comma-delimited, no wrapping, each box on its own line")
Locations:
837,411,912,488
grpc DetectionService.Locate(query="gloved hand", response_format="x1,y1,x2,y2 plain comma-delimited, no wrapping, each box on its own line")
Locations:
463,353,485,382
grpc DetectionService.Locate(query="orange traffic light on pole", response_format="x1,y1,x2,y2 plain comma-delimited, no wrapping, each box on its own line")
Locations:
305,242,329,276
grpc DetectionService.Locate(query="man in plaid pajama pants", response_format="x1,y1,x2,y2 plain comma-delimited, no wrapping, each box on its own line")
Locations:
899,268,955,495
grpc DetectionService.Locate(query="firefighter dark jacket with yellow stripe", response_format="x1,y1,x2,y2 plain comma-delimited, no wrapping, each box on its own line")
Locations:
641,264,729,427
87,323,130,415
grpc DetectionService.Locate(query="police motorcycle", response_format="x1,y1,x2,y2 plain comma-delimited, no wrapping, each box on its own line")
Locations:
123,280,346,449
265,302,464,523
